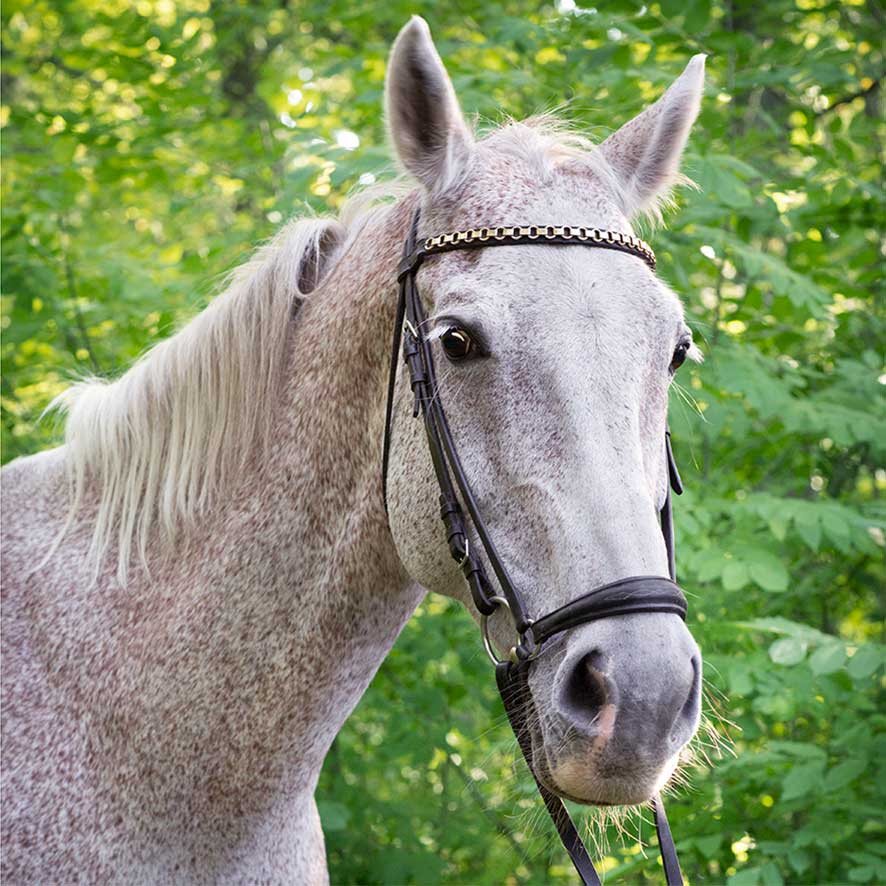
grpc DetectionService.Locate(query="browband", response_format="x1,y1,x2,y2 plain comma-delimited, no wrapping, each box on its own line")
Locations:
398,223,656,280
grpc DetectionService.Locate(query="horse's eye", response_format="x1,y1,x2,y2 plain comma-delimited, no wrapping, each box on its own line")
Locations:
671,341,690,372
440,327,475,362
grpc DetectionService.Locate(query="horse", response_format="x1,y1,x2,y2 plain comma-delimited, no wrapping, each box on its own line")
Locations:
1,16,706,884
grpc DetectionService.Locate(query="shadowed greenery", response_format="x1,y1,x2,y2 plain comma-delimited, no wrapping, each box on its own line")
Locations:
2,0,884,883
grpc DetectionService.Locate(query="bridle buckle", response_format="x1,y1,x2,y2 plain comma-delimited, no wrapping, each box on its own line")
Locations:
457,537,470,569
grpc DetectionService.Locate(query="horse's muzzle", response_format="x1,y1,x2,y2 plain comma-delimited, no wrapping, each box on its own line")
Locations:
543,612,701,805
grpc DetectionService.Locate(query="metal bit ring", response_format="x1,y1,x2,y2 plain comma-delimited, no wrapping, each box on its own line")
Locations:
481,596,517,666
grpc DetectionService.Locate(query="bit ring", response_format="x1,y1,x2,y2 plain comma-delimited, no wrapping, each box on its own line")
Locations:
481,596,516,665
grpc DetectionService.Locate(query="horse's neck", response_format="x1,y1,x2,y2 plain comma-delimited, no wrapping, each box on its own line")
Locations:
246,200,425,780
99,201,422,813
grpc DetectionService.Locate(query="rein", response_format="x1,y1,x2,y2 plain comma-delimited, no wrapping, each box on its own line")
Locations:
381,209,687,885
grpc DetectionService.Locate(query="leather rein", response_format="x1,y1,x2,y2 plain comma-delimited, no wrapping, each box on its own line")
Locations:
381,209,688,885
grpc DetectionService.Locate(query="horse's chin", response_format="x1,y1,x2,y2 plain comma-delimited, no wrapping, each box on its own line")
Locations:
532,734,681,807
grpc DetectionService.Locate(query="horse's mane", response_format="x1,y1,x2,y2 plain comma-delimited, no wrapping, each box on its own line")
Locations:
49,215,326,582
49,115,658,583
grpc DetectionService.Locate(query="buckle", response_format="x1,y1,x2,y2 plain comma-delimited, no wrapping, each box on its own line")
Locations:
481,596,513,665
457,537,470,568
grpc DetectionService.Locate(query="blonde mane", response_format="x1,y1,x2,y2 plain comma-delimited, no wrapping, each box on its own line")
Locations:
51,214,350,582
50,117,663,583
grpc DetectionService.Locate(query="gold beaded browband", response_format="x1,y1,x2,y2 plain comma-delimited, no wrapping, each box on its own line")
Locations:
398,224,656,280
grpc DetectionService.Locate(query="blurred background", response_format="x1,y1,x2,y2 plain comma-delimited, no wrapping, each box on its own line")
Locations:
2,0,884,883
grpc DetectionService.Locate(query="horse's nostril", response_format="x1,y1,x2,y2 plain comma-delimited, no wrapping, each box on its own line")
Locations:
560,651,612,728
677,651,702,732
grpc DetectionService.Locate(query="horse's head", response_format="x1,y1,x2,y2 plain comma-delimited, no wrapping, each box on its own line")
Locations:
384,17,704,807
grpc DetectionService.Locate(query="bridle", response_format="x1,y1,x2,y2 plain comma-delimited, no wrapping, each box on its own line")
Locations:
382,211,687,884
381,209,689,885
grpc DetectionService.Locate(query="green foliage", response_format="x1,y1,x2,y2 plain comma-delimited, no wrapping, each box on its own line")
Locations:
3,0,884,882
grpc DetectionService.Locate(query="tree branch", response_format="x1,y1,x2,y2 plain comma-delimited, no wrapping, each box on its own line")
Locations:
445,755,533,879
815,77,881,116
57,217,102,375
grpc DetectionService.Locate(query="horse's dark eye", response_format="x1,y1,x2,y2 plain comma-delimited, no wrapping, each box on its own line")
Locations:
440,327,475,362
671,341,690,372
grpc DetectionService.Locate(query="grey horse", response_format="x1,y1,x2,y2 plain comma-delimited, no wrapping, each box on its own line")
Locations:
1,16,705,884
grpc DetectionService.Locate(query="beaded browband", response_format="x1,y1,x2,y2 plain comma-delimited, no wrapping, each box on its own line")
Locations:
398,224,656,280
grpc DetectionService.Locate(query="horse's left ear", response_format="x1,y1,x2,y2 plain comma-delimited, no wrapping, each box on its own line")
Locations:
600,55,706,219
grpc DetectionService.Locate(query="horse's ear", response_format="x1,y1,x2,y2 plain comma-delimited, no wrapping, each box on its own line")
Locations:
297,220,346,294
385,17,473,192
600,55,705,219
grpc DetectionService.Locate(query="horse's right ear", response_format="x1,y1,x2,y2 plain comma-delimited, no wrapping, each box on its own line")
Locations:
385,17,473,193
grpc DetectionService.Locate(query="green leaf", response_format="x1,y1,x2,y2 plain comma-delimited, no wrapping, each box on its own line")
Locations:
847,645,884,680
770,637,808,666
782,761,825,800
821,509,852,550
808,643,846,675
693,547,727,582
728,662,755,696
794,517,822,551
723,560,751,591
694,834,723,857
768,741,827,762
739,617,827,642
761,862,785,886
728,867,762,886
317,800,351,831
768,515,789,541
788,848,811,874
823,757,868,793
696,155,754,208
748,551,790,592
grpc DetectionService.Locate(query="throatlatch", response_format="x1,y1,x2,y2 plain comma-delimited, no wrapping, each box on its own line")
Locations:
382,209,687,886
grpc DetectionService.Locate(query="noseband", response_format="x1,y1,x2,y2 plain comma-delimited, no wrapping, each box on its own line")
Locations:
381,209,688,885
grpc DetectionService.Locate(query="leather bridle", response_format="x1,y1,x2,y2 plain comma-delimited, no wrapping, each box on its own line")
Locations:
381,209,689,885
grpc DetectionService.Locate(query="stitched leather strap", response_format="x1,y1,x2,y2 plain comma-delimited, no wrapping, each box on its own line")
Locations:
525,577,686,653
654,793,684,886
496,661,602,886
380,254,408,512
